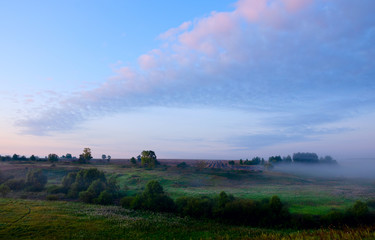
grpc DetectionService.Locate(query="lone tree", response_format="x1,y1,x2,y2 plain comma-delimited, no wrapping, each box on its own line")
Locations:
48,153,59,162
79,148,93,164
140,150,158,168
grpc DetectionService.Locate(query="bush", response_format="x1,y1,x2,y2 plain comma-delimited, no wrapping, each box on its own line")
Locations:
96,190,114,205
47,185,66,194
130,180,175,212
4,179,25,191
46,194,59,201
177,162,188,168
26,169,47,192
79,190,97,203
62,172,77,190
120,196,135,208
0,184,10,197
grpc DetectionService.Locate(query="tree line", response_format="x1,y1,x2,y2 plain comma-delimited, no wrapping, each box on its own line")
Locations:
0,148,111,164
233,152,337,166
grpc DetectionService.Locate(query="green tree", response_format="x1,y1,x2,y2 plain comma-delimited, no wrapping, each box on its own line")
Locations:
79,148,93,164
29,155,36,161
140,150,158,168
0,184,10,197
66,153,72,159
48,153,59,162
12,154,19,160
130,157,137,165
131,180,175,212
26,169,47,191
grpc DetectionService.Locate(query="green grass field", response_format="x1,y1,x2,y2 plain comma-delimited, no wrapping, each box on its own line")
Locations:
1,198,374,240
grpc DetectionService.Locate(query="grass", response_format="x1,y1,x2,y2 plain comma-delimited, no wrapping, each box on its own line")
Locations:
1,198,374,240
2,160,375,216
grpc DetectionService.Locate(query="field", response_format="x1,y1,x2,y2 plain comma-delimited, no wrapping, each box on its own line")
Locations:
1,198,375,240
0,159,375,239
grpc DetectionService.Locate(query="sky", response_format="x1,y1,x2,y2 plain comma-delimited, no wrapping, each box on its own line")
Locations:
0,0,374,160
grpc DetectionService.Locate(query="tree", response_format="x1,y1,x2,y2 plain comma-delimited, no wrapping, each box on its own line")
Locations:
140,150,158,168
268,156,282,164
0,184,10,197
130,157,137,165
26,169,47,191
102,154,106,161
66,153,72,159
282,155,292,163
228,160,235,166
239,159,243,165
12,154,19,160
30,155,36,161
320,155,337,164
79,148,92,164
131,180,175,212
293,152,319,163
48,153,59,162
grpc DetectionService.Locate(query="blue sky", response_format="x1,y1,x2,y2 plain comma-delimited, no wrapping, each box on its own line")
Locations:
1,0,374,160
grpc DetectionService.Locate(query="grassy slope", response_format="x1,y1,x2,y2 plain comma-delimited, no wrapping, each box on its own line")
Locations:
1,161,375,216
1,198,375,240
109,166,374,215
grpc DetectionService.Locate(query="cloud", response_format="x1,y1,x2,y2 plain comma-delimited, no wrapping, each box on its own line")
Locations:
17,0,375,138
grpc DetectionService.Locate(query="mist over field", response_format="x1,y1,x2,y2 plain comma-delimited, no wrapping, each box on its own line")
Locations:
273,158,375,179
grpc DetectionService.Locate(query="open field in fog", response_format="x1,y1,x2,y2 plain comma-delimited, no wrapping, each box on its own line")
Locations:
1,160,374,215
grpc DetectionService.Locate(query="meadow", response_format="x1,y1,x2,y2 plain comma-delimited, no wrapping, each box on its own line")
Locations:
0,159,375,239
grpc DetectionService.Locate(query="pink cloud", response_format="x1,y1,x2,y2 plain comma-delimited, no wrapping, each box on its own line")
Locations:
282,0,314,12
178,11,237,56
158,21,192,40
235,0,267,22
138,54,157,70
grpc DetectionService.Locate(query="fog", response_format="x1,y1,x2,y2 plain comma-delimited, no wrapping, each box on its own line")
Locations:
273,158,375,179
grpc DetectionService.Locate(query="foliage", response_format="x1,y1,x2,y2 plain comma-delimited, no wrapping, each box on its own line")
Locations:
48,153,59,162
128,180,175,212
177,162,188,168
319,155,337,164
130,157,137,165
228,160,235,166
3,179,25,191
269,156,282,164
79,148,92,164
293,152,319,163
0,184,10,197
244,157,261,165
25,169,47,192
140,150,158,168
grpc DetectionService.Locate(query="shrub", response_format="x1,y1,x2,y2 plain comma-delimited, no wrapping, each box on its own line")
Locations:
79,190,97,203
46,194,59,201
47,185,66,194
4,179,25,191
26,169,47,192
177,162,188,168
130,180,175,212
62,172,77,190
96,190,114,205
120,196,135,208
0,184,10,197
